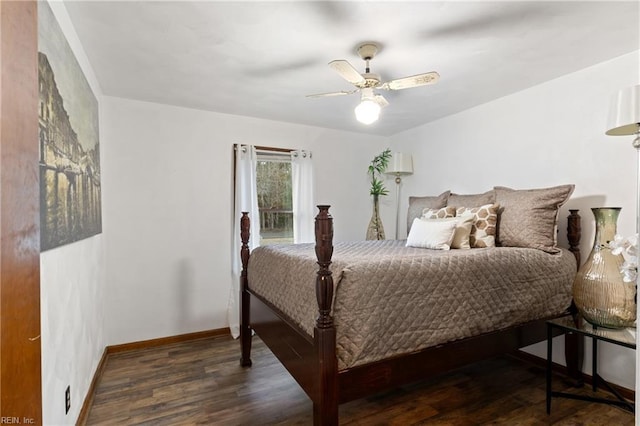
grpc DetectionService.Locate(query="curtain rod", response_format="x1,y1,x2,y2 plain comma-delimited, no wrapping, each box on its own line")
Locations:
234,144,293,154
257,148,312,159
234,144,311,157
255,145,292,153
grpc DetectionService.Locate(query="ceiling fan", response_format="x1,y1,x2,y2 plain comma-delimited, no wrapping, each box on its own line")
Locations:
307,43,440,124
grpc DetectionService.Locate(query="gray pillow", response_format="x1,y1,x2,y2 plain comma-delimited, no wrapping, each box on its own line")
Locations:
407,191,450,232
447,190,495,208
494,184,575,253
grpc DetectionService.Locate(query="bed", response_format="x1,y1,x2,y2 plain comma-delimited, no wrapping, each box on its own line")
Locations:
239,186,582,425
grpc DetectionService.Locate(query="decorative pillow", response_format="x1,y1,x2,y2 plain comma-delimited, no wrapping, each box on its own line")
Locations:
414,215,474,249
494,184,575,253
451,214,474,250
422,206,456,219
456,204,499,248
448,190,496,208
407,191,450,232
406,218,457,250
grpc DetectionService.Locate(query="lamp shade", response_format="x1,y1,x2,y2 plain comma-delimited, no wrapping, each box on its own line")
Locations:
385,152,413,175
606,85,640,136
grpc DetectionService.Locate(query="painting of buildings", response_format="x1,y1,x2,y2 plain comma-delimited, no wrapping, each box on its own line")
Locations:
38,3,101,251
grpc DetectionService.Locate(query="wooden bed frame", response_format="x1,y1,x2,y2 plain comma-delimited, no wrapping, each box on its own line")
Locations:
239,206,582,425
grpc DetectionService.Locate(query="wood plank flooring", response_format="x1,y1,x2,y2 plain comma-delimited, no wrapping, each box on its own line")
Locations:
85,335,634,425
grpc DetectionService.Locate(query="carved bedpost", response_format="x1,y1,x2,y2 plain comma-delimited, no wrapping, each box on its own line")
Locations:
565,209,584,386
567,209,581,267
240,212,252,367
315,206,335,329
313,205,338,426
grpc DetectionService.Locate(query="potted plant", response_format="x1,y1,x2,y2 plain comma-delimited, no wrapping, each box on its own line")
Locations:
366,148,391,240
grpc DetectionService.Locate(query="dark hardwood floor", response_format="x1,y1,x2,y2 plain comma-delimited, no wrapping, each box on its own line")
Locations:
85,335,634,425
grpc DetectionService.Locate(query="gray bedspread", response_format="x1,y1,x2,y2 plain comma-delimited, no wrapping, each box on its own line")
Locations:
247,240,576,371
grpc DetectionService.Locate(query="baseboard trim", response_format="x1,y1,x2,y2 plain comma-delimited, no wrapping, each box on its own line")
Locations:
106,328,231,354
76,328,231,425
76,347,108,426
513,350,635,402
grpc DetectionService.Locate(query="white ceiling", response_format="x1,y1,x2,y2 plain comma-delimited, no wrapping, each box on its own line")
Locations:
63,1,640,136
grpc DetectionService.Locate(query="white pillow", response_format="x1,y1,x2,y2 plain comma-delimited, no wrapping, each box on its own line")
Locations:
414,215,474,249
406,218,457,250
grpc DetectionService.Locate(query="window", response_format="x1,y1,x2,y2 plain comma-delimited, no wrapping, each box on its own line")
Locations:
232,144,314,337
256,151,293,245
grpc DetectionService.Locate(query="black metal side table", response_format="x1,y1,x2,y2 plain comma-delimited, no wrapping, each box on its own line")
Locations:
546,315,635,414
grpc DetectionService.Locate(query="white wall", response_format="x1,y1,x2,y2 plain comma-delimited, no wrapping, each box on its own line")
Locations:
390,51,640,389
39,2,106,425
39,4,639,420
101,96,388,345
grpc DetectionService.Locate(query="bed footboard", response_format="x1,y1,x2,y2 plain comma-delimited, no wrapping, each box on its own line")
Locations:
239,207,582,426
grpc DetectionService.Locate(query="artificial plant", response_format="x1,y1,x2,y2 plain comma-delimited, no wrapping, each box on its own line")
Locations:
368,148,392,197
366,148,391,240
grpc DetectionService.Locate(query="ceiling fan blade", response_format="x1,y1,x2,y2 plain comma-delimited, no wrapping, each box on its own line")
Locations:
383,71,440,91
329,60,366,86
306,90,357,98
373,94,389,108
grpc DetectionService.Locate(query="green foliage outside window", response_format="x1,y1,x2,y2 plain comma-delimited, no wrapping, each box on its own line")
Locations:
256,160,293,244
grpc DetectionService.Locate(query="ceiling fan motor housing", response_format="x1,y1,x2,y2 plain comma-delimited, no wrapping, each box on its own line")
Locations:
361,73,381,88
357,43,379,60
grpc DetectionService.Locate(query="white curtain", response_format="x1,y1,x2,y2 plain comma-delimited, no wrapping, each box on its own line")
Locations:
229,144,260,339
291,150,315,243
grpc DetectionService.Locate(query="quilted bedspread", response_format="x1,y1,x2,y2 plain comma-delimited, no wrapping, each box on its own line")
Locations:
247,240,576,371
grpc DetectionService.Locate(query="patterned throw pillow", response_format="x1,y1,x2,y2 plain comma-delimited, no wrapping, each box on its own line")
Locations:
456,204,499,248
422,206,456,219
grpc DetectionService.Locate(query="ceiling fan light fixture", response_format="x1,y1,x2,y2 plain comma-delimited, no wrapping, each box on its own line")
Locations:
355,88,380,124
354,99,381,124
309,42,439,126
